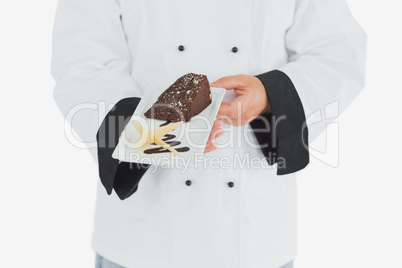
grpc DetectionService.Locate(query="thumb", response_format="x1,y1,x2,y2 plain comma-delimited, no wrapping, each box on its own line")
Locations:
210,75,247,90
217,102,232,117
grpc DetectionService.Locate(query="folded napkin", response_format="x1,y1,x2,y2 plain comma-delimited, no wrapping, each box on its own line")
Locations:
96,97,150,200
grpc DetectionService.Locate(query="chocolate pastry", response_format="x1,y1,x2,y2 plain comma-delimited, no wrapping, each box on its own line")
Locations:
144,73,212,122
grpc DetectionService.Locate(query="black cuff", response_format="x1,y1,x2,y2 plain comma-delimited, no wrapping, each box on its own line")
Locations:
96,97,150,200
250,70,309,175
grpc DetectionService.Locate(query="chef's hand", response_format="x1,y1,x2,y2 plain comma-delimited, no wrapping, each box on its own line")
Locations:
210,75,271,126
204,120,225,154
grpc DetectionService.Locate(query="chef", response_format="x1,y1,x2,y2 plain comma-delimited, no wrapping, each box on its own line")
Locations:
51,0,367,267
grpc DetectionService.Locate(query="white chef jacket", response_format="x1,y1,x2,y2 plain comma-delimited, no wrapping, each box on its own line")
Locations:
51,0,367,267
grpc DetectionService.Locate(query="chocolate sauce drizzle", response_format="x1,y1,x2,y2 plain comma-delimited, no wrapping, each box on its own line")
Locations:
144,134,190,155
143,122,190,155
159,121,171,127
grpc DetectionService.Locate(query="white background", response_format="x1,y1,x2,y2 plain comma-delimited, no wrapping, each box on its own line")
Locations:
0,0,401,267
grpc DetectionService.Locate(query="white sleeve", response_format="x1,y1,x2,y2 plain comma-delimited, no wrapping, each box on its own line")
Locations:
279,0,367,142
51,0,141,152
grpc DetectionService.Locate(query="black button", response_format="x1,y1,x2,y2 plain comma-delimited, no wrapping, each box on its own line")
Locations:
231,47,238,53
185,180,192,186
178,45,185,52
228,182,234,188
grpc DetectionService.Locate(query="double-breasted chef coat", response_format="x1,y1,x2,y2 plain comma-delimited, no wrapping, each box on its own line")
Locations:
51,0,367,267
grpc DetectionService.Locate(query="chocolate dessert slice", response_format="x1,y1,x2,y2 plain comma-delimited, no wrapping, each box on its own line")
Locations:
144,73,212,122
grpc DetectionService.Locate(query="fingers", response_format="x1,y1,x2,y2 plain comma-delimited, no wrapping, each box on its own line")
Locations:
208,120,224,142
217,95,249,126
204,141,218,154
212,129,225,139
213,119,224,129
212,75,255,126
204,120,224,154
212,75,269,126
209,127,225,143
217,102,233,118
